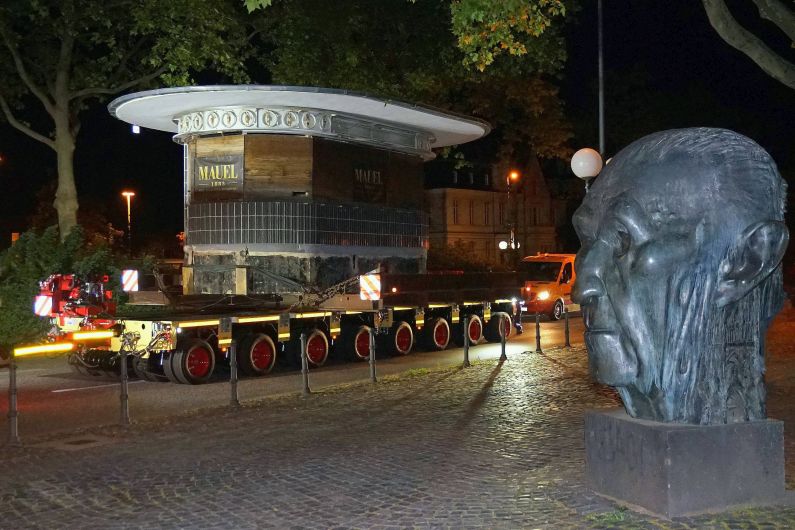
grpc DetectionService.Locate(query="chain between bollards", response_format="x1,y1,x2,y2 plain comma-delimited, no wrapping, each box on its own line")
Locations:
8,354,20,445
368,328,377,383
229,340,240,408
119,348,130,427
462,315,471,368
499,314,508,362
300,332,311,396
564,307,571,348
535,312,543,353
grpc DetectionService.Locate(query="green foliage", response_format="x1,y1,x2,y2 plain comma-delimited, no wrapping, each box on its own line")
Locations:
244,0,272,12
249,0,572,166
450,0,568,71
0,226,121,349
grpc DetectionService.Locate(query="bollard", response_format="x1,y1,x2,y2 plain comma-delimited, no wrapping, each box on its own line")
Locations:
368,329,377,383
300,332,311,396
564,307,571,348
499,314,508,362
7,354,20,445
229,341,240,408
119,348,130,426
535,312,543,353
462,315,471,368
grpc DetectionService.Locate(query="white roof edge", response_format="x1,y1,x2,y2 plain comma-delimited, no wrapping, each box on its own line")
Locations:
108,85,491,148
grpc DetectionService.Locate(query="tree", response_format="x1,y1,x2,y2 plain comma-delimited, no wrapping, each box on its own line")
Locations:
244,0,568,71
449,0,567,71
250,0,572,167
702,0,795,89
0,0,250,239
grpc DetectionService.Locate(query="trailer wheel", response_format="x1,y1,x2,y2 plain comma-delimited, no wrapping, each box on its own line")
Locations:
163,351,179,383
303,329,329,367
341,325,372,361
382,321,413,355
237,333,277,376
171,338,216,384
423,317,450,351
484,312,512,343
454,315,483,347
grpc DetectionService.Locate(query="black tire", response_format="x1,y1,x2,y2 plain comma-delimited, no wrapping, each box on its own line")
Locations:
132,354,165,382
237,333,278,376
453,314,484,347
162,351,180,383
171,338,216,384
423,317,450,351
550,300,565,321
484,312,513,343
340,325,372,361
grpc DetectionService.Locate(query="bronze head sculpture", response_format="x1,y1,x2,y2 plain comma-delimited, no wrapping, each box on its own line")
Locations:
572,128,788,425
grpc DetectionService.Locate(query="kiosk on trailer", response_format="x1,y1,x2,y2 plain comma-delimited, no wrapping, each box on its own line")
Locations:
34,86,521,384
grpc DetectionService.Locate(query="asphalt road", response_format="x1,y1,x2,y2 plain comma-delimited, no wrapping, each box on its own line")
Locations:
0,315,585,440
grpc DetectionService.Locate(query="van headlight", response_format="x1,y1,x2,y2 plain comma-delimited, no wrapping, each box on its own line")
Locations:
537,290,550,300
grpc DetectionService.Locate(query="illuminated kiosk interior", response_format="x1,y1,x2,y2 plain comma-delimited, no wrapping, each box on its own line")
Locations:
109,86,489,296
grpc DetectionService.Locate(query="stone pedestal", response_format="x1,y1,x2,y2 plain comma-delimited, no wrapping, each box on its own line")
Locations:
585,409,785,518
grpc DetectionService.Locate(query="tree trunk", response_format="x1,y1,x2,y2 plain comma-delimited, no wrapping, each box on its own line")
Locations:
702,0,795,90
53,110,79,241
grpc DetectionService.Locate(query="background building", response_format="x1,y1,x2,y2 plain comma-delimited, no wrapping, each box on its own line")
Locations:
425,159,558,267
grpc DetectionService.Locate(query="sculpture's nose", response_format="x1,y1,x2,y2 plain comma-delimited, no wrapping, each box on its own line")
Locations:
572,242,609,305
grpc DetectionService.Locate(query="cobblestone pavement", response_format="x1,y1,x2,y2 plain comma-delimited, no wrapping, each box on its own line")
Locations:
4,313,795,528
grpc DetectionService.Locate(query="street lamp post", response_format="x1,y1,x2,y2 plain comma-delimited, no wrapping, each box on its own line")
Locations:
121,191,135,254
506,170,521,265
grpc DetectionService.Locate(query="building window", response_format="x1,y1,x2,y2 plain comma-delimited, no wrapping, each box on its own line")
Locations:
469,200,475,225
484,202,491,226
498,201,505,226
452,199,459,224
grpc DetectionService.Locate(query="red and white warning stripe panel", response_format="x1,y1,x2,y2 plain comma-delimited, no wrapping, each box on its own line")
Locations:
33,295,52,316
359,273,381,301
122,269,139,292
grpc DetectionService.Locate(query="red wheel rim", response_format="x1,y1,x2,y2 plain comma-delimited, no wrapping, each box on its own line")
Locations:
469,318,482,342
434,321,449,347
306,334,327,365
186,346,212,378
250,338,274,371
395,325,412,353
354,330,370,358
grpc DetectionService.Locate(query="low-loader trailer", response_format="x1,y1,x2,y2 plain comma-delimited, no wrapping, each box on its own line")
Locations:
40,271,521,384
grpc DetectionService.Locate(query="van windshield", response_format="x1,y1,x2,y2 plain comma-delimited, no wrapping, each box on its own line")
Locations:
518,261,562,282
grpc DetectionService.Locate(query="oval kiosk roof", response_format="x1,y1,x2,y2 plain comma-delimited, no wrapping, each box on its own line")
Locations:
109,85,490,159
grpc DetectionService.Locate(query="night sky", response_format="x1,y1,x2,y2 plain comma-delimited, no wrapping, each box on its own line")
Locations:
1,1,793,248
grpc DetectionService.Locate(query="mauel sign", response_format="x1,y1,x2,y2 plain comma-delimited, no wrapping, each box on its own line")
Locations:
353,167,385,203
193,155,244,190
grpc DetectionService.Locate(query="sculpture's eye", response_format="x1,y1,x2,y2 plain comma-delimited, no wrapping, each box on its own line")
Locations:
615,227,631,258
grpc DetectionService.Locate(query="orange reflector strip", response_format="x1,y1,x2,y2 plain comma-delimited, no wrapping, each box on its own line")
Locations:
14,342,74,357
176,319,220,328
72,330,115,341
236,315,280,324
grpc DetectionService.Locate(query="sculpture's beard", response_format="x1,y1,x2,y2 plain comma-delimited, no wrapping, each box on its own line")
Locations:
616,264,769,424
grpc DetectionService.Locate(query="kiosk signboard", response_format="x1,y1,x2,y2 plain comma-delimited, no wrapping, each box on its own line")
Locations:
194,155,244,190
